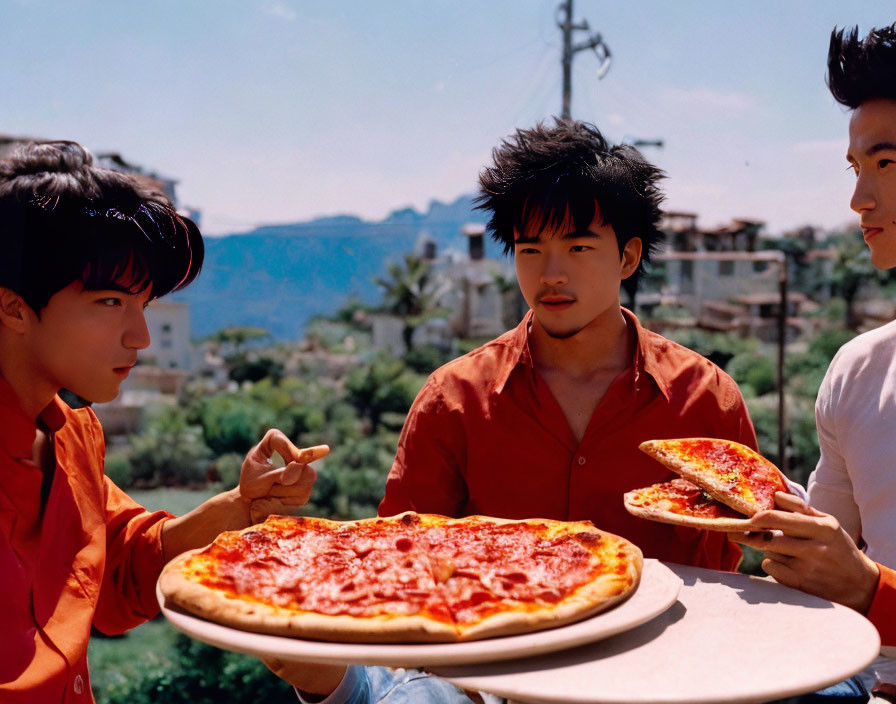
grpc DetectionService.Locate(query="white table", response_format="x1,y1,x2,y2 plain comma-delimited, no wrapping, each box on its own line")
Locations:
430,564,881,704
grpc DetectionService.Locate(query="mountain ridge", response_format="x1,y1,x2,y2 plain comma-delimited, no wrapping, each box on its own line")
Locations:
171,194,490,340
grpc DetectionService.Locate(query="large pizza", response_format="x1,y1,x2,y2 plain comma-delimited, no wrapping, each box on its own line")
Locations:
624,437,792,532
158,512,643,643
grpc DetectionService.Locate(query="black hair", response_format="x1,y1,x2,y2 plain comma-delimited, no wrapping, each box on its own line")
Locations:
0,140,203,314
828,23,896,109
476,119,665,297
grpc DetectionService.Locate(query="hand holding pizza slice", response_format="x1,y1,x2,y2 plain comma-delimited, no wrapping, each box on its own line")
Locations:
624,438,791,532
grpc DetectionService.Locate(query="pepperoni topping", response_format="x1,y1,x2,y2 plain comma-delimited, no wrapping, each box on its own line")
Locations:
183,514,631,629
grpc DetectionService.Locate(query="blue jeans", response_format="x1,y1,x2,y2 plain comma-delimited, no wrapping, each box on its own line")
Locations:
768,676,869,704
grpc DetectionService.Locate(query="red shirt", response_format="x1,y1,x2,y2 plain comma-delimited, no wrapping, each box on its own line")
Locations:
0,378,171,703
380,309,757,570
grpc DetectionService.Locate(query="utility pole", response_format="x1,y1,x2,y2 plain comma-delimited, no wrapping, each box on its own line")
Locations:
557,0,611,119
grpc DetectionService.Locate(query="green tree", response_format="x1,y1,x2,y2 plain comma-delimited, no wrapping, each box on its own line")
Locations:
344,353,422,433
827,230,887,329
205,325,271,350
196,393,280,455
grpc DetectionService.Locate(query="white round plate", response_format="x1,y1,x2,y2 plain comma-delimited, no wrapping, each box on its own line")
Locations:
158,559,681,667
433,565,882,703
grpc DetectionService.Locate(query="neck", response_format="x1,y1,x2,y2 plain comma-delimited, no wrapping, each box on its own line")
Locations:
0,337,57,422
529,306,631,377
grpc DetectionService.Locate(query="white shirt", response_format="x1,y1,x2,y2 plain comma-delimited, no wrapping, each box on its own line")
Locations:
809,319,896,686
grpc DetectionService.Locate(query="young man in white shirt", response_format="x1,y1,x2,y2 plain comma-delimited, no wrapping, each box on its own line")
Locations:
734,23,896,702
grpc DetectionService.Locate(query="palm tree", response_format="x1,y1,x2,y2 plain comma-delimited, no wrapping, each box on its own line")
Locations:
374,255,447,352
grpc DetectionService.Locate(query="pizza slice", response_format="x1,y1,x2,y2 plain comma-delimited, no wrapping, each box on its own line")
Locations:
416,514,642,640
623,438,791,531
637,438,790,516
623,478,751,532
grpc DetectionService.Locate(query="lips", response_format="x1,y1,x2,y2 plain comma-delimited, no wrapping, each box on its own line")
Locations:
538,296,575,311
862,226,884,242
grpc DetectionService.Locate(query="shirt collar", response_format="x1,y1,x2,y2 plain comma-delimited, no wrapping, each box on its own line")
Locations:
623,308,673,401
0,376,68,460
493,307,673,401
493,311,535,394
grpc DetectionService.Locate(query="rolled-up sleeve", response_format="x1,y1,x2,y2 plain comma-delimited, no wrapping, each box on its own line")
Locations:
92,477,172,634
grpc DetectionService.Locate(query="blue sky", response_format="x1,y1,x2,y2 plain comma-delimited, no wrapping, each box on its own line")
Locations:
3,1,895,235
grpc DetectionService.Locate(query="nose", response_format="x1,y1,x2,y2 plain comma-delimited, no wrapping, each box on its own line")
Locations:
850,171,876,214
540,250,569,287
124,307,151,351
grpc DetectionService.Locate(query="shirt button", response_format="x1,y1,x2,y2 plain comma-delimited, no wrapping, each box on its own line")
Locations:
74,675,84,695
577,456,586,465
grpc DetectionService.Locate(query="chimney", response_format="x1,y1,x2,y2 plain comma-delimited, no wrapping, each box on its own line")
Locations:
462,223,486,261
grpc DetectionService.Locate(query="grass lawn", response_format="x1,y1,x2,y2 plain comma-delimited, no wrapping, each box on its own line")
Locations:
88,487,217,702
127,486,218,515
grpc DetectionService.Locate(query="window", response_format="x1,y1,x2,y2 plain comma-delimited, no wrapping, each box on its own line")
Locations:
719,260,734,276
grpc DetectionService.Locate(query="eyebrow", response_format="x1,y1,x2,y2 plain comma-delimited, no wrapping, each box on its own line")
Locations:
514,230,602,245
848,141,896,162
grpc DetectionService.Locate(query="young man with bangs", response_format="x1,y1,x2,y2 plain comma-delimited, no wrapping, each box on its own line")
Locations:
279,120,765,703
735,23,896,702
0,140,327,703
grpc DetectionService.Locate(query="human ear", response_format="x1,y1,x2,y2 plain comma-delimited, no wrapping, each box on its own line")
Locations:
0,287,29,333
620,238,642,279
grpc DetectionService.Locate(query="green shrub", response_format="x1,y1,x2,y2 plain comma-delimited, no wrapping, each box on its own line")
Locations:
100,634,294,704
213,453,245,489
104,449,133,488
403,344,453,374
727,353,778,398
129,406,211,487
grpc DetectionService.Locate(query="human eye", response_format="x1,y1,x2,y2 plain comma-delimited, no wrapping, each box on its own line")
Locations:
570,244,593,253
96,296,123,307
516,245,540,254
878,158,895,170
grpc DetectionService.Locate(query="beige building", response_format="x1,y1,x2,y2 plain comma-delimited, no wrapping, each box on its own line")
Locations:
142,300,194,370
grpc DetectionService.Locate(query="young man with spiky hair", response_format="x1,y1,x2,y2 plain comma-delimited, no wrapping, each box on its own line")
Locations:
0,141,327,703
380,119,757,566
734,24,896,702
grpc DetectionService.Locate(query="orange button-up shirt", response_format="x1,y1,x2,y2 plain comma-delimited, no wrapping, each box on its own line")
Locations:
380,309,757,570
0,378,171,703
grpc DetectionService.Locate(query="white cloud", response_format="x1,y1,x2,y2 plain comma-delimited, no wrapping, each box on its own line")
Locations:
662,86,758,111
265,1,296,21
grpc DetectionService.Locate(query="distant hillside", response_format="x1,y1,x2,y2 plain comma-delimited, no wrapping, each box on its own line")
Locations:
171,194,490,340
